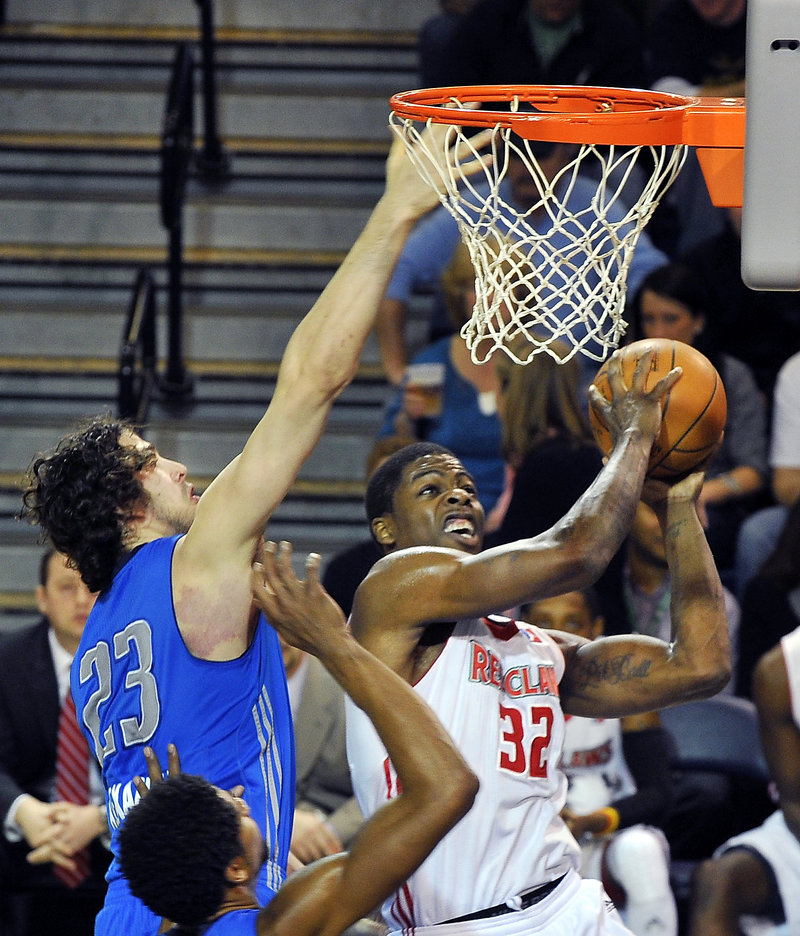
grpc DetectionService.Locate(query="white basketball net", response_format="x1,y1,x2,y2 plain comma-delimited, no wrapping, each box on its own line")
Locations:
390,105,688,365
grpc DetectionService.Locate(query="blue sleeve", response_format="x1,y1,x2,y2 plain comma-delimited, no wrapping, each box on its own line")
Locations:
385,203,464,302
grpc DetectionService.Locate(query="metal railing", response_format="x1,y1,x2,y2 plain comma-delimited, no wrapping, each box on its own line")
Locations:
117,1,229,419
194,0,231,183
158,40,196,403
118,268,158,426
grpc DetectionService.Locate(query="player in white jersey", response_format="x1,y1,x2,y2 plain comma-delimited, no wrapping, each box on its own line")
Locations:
688,625,800,936
331,353,729,936
522,589,677,936
346,614,575,928
341,355,730,936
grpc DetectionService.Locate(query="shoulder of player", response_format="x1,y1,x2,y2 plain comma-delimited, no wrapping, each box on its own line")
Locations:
358,547,466,597
350,547,466,633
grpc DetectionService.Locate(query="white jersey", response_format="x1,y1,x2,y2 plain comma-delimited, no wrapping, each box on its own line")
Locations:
346,615,580,930
560,716,637,814
715,625,800,935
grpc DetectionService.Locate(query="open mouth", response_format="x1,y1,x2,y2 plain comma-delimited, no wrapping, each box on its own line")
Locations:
443,515,476,539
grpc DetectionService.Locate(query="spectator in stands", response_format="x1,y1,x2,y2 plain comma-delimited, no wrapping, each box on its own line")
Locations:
681,207,800,406
376,142,667,391
0,550,107,936
735,350,800,598
279,634,363,864
647,0,746,97
646,0,747,255
736,497,800,700
322,436,412,619
631,261,768,574
484,334,602,540
435,0,646,89
521,587,678,936
418,0,480,87
377,243,505,514
687,627,800,936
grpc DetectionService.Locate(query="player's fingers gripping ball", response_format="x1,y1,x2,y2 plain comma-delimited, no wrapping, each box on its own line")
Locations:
589,338,727,481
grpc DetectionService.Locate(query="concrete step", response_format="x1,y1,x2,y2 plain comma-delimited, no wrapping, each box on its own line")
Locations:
0,360,390,415
0,133,390,187
0,24,418,81
3,0,439,33
0,191,374,252
0,292,326,361
0,365,391,486
0,241,346,288
0,4,420,614
0,79,399,141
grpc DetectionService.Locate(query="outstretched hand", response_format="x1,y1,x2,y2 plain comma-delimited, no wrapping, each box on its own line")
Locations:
251,541,348,658
588,345,682,450
384,116,493,222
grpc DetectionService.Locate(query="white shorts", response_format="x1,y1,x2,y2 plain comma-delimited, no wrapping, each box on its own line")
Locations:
716,809,800,935
394,869,632,936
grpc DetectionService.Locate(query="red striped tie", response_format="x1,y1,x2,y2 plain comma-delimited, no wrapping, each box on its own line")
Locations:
53,690,91,888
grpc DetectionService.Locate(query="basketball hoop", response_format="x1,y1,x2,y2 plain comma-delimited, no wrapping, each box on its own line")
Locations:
389,85,745,365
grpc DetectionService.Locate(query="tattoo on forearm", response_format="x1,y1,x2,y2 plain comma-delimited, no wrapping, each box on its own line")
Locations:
573,654,652,690
664,515,689,545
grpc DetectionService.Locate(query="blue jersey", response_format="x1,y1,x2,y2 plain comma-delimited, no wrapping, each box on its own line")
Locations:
71,535,294,936
200,908,259,935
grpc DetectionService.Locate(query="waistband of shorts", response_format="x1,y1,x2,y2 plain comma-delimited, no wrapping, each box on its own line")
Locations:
440,874,568,925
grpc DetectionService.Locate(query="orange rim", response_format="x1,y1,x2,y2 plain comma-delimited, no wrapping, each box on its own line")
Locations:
389,85,745,149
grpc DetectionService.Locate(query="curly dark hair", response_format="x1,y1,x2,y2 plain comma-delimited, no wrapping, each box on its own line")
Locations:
364,441,452,537
19,417,156,593
118,773,242,927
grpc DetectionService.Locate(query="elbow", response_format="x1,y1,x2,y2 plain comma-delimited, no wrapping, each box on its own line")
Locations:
555,529,614,589
309,356,358,402
685,653,732,701
708,658,733,696
694,666,732,700
285,348,356,406
441,769,480,826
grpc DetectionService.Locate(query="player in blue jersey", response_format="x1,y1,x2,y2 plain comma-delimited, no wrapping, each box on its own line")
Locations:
115,553,478,936
19,124,475,936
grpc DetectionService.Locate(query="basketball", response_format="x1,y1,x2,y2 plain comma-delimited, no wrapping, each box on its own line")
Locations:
589,339,727,481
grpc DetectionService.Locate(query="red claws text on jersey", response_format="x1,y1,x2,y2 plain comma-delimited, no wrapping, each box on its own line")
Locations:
469,640,560,699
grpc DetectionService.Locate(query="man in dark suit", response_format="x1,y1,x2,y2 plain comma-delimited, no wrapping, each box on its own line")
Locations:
0,550,109,936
